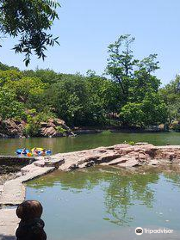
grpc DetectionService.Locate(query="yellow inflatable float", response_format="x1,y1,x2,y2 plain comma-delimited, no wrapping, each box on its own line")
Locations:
31,148,52,156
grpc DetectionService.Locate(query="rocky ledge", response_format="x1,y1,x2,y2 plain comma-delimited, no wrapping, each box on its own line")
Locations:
49,143,180,171
2,142,180,205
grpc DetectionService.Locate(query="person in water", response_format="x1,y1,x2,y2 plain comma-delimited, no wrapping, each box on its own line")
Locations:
42,149,46,156
21,148,27,154
16,200,47,240
32,148,39,155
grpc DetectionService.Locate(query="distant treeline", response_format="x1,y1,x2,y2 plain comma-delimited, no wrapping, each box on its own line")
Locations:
0,35,179,131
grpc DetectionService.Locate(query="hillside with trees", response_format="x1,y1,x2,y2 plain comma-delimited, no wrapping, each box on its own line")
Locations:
0,34,177,137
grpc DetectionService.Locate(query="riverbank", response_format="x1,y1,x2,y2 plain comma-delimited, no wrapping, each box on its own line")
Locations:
0,117,169,139
1,142,180,238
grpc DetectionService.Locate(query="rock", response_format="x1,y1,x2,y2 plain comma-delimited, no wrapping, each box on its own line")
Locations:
138,153,148,160
101,157,128,166
0,185,3,192
118,159,140,168
40,122,48,127
56,119,65,125
34,160,45,167
78,161,95,168
42,126,56,137
0,117,72,138
149,160,160,166
44,158,65,168
0,209,19,238
15,172,22,177
0,119,24,137
96,152,121,163
69,164,79,170
135,142,149,145
160,151,175,160
0,133,9,138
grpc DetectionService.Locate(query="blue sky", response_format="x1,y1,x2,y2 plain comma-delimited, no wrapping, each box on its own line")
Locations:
1,0,180,85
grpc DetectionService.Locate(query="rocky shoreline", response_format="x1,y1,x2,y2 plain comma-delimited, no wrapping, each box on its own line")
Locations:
0,117,169,139
0,118,75,138
1,142,180,239
50,143,180,171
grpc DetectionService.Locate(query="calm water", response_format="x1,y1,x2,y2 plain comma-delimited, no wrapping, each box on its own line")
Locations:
0,131,180,155
26,167,180,240
2,132,180,239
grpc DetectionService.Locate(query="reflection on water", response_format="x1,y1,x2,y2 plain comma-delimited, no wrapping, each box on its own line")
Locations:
26,166,180,240
1,131,180,155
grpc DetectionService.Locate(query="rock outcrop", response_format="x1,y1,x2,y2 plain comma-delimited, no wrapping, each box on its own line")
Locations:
0,119,25,137
40,118,75,137
0,118,74,138
47,143,180,171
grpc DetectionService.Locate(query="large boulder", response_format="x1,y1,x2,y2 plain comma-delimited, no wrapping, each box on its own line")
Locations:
40,118,74,137
0,119,25,137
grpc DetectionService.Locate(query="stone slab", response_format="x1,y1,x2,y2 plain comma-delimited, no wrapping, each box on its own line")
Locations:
0,209,19,239
0,180,25,205
118,159,140,168
0,166,55,205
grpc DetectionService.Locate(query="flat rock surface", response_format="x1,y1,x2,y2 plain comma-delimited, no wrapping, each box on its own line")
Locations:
0,164,55,238
0,165,54,205
47,143,180,171
0,209,19,240
118,159,139,167
0,180,25,205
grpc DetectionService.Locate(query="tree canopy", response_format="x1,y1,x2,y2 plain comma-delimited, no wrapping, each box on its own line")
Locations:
0,34,172,135
0,0,60,65
106,34,167,127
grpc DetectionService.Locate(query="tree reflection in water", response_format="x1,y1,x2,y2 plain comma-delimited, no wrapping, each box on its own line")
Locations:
28,166,170,226
103,169,159,225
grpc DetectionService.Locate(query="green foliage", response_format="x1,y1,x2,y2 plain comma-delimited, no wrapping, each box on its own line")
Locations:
24,68,60,85
106,34,137,100
0,69,22,86
160,75,180,123
106,35,160,100
0,57,170,129
0,0,60,65
56,126,66,133
0,62,19,71
121,92,168,127
106,34,167,127
6,76,46,110
0,88,25,120
170,121,180,131
45,72,120,126
47,74,88,125
123,140,135,145
121,102,144,127
101,130,112,135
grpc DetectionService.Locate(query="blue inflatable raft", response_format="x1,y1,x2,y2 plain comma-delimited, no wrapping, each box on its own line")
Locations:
16,149,30,155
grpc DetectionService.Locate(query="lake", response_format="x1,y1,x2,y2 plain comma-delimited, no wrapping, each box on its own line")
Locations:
0,131,180,155
26,166,180,240
1,131,180,239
